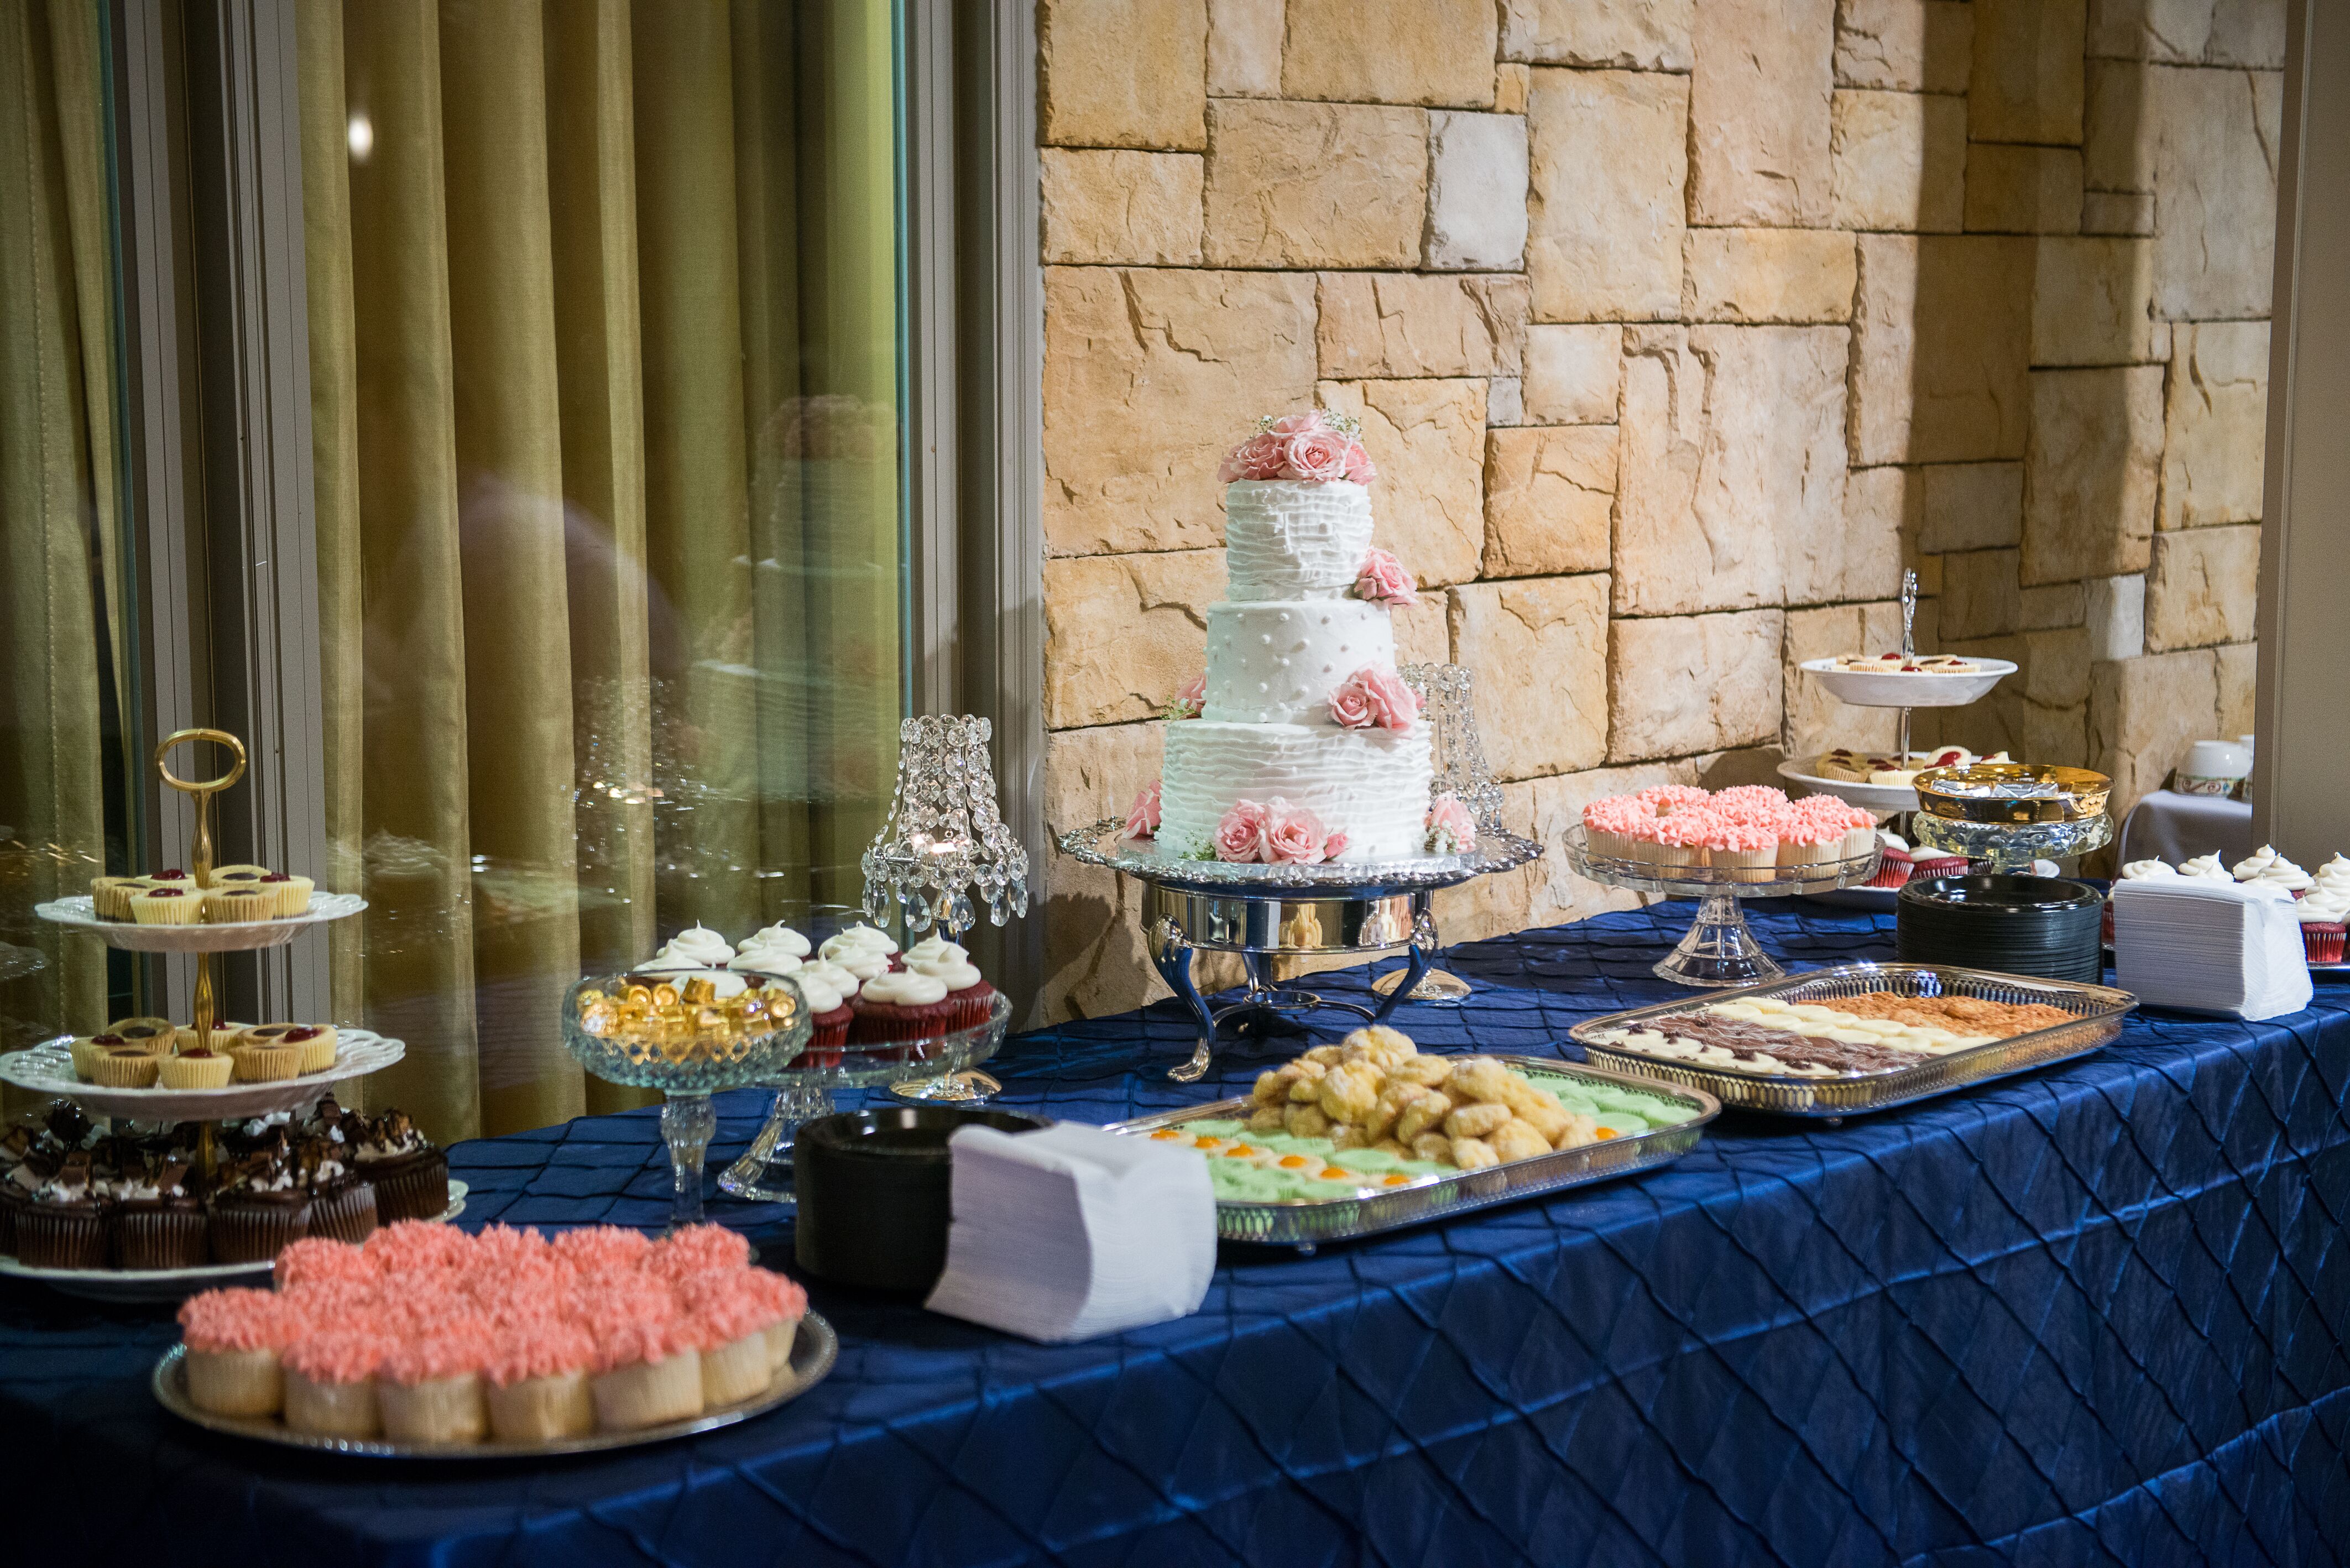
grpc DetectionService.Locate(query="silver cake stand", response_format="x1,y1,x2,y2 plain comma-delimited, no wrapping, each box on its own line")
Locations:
1059,820,1542,1081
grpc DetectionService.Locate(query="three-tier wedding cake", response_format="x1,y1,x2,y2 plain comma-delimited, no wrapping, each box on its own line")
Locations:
1124,411,1475,865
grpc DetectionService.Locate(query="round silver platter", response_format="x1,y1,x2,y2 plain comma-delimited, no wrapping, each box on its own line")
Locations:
152,1308,835,1459
1058,818,1544,1081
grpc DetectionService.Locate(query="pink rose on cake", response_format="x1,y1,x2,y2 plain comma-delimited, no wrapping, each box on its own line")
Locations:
1214,800,1270,863
1164,672,1206,721
1123,780,1161,840
1352,547,1417,607
1426,793,1478,854
1329,665,1419,731
1341,441,1376,485
1281,430,1350,482
1216,432,1288,483
1263,801,1333,864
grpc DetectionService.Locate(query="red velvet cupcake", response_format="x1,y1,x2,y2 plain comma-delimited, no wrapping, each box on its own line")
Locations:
784,963,857,1069
900,939,996,1031
1913,854,1970,880
848,971,962,1044
2301,917,2347,965
1865,846,1914,890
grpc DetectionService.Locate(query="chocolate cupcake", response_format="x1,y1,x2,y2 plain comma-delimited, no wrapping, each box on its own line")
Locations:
352,1110,447,1222
113,1154,209,1270
208,1150,314,1264
15,1153,111,1269
298,1138,379,1244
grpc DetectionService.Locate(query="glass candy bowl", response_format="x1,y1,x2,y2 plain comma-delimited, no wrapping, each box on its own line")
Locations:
562,970,814,1230
716,990,1014,1205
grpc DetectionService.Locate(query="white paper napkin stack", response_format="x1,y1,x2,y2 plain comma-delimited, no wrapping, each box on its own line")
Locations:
923,1122,1216,1342
2112,877,2312,1020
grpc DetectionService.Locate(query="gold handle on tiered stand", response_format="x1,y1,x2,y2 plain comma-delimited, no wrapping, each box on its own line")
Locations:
155,729,247,1062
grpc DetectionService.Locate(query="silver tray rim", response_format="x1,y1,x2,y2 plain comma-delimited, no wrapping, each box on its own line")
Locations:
1110,1055,1719,1245
150,1308,837,1459
1568,961,2137,1118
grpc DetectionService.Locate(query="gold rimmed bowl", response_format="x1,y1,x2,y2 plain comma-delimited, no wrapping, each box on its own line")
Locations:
1913,763,2111,825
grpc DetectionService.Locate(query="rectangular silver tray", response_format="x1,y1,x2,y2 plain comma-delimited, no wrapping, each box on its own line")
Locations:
1111,1056,1719,1250
1569,962,2136,1119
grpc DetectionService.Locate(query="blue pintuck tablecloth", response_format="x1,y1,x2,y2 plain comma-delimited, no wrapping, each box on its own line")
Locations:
3,902,2347,1566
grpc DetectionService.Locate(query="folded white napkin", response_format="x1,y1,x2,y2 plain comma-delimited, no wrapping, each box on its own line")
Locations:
2112,877,2312,1020
924,1121,1216,1342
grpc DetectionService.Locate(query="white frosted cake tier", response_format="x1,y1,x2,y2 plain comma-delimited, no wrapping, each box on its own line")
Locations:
1161,720,1433,860
1202,599,1397,724
1222,479,1374,602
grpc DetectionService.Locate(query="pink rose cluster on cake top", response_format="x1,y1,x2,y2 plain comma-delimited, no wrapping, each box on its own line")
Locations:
1581,785,1875,881
1131,409,1439,861
175,1221,808,1445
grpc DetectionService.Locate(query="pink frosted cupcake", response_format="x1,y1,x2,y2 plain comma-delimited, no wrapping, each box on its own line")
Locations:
361,1218,477,1274
643,1223,754,1282
179,1288,305,1418
378,1321,493,1444
1636,783,1711,818
551,1225,655,1277
675,1272,779,1407
1712,785,1793,819
1651,808,1716,870
586,1300,704,1433
1774,814,1847,872
735,1267,809,1377
281,1327,394,1438
1701,818,1779,882
466,1223,553,1274
274,1235,382,1290
483,1319,599,1441
1581,796,1654,862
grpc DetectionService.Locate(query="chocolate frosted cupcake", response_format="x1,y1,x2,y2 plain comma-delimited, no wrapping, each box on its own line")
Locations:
113,1154,209,1270
352,1110,447,1222
16,1153,111,1269
208,1150,314,1264
298,1138,378,1244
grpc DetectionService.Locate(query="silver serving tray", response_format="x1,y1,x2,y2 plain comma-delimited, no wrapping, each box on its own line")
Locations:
1058,816,1543,898
1570,962,2136,1118
1112,1057,1719,1249
152,1309,835,1458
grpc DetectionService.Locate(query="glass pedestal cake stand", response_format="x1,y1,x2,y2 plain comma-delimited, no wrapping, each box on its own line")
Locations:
712,992,1012,1204
561,971,813,1231
1560,823,1882,988
1058,820,1543,1081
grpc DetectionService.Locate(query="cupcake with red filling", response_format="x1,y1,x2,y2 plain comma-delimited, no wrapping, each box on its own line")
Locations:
1866,831,1915,888
902,936,998,1031
2296,886,2349,964
1912,852,1971,880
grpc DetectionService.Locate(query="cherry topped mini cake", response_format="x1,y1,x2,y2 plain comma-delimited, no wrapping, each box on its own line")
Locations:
130,884,203,925
202,884,274,923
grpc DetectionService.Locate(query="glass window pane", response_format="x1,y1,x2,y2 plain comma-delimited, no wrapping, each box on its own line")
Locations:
297,0,907,1138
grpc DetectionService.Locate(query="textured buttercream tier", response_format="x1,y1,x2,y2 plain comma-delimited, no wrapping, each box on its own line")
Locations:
1161,720,1433,860
1222,480,1374,602
1203,599,1398,723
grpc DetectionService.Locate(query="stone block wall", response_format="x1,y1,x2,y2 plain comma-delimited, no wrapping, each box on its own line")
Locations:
1036,0,2280,1021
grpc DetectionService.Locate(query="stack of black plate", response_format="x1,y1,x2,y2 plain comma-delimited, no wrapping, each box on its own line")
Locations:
1895,875,2104,982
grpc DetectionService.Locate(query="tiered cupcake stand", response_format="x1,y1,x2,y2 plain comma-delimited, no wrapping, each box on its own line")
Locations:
7,729,431,1302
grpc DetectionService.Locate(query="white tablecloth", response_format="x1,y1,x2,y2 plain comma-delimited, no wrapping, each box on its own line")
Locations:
2117,789,2254,866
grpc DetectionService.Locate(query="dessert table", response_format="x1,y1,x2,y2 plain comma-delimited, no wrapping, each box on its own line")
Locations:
3,902,2346,1567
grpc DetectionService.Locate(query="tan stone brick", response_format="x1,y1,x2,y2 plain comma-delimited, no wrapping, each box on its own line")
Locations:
2083,60,2150,191
2031,237,2159,365
1500,0,1693,69
1787,602,1907,756
1316,273,1529,380
1527,69,1688,322
1316,378,1487,589
1617,326,1850,616
1041,723,1164,1022
1969,0,2087,144
1850,234,2035,464
2147,65,2282,320
2081,190,2156,235
1940,548,2088,637
1690,0,1837,227
1205,0,1282,95
1043,550,1226,728
1682,229,1858,323
1482,427,1616,579
1522,325,1622,424
1282,0,1497,107
1814,463,1907,606
2217,640,2257,734
1921,462,2025,551
2089,647,2222,817
1392,596,1452,667
1495,63,1531,114
1427,112,1531,270
1203,100,1428,268
2020,364,2165,584
1041,150,1203,265
1042,268,1318,557
1844,464,1923,557
1964,144,2086,233
1836,0,1974,92
1448,575,1611,780
2087,0,2285,67
1830,90,1966,231
1610,609,1787,760
2145,522,2260,650
2208,0,2287,68
2161,321,2269,529
1041,0,1209,150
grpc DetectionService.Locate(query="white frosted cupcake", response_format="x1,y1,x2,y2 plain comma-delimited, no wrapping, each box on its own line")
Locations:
818,924,897,963
741,923,812,959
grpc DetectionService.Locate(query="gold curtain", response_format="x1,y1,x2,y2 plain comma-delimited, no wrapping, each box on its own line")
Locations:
298,0,901,1142
0,0,118,1052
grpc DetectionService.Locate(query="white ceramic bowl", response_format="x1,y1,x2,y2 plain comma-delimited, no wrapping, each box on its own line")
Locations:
1799,657,2016,709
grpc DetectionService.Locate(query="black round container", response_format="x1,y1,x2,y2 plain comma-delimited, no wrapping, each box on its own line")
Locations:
1895,875,2104,982
793,1106,1050,1294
